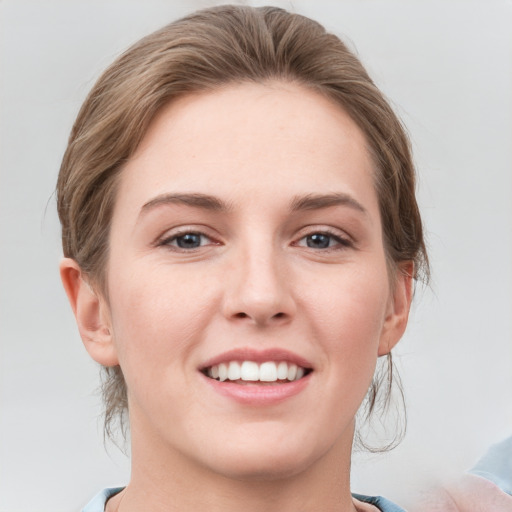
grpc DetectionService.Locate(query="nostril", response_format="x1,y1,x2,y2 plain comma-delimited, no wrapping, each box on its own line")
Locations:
230,310,290,323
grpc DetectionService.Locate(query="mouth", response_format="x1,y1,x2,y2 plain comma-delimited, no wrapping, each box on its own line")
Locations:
201,360,312,384
199,349,313,404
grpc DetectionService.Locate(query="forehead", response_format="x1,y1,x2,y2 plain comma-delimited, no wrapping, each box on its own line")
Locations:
117,81,377,213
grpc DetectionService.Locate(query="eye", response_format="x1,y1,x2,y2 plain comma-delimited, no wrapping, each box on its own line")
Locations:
161,231,213,250
296,231,351,250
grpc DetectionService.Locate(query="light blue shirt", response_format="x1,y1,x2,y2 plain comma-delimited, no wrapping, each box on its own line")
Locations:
468,435,512,496
82,488,123,512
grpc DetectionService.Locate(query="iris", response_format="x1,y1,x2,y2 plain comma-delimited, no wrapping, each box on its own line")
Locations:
306,233,331,249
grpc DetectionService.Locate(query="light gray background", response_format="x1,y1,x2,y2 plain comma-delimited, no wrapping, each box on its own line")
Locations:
1,1,511,511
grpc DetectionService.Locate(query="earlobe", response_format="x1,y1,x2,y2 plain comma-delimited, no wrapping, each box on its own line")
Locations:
59,258,119,366
378,262,414,356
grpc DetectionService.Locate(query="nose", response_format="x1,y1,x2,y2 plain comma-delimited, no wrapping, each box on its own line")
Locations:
222,243,296,327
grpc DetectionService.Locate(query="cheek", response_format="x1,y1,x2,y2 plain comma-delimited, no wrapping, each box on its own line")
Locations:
106,264,219,374
307,264,390,340
303,265,390,388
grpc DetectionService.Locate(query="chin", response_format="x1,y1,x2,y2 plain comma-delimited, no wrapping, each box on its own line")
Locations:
198,431,330,482
213,452,314,482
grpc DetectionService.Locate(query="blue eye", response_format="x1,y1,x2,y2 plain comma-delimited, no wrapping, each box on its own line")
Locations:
165,232,210,249
306,233,331,249
297,232,349,250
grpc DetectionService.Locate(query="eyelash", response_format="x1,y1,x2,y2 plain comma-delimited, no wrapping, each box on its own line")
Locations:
294,229,353,251
157,227,353,252
157,230,216,251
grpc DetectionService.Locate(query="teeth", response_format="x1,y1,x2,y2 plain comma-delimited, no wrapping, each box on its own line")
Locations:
287,363,297,381
206,361,308,383
240,361,259,381
227,361,241,381
218,363,228,382
260,362,277,382
277,361,288,380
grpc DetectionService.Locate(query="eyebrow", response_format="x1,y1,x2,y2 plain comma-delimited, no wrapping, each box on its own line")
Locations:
140,193,232,215
290,193,367,215
139,191,367,217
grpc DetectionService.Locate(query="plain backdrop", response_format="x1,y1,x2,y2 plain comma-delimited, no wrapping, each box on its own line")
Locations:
1,1,511,511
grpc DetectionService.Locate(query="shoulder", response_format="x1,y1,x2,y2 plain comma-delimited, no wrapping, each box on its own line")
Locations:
82,488,124,512
353,492,407,512
469,435,512,495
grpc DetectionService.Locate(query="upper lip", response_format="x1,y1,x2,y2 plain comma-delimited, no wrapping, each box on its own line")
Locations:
200,348,313,370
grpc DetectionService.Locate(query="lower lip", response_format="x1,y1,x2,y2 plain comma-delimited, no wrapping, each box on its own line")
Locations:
201,373,312,405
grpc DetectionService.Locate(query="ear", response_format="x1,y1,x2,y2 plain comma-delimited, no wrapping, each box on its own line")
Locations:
378,261,414,356
59,258,119,366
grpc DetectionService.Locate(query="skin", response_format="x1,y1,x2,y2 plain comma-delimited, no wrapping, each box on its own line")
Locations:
61,82,413,512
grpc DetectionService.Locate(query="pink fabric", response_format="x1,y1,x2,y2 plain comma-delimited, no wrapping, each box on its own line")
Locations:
414,474,512,512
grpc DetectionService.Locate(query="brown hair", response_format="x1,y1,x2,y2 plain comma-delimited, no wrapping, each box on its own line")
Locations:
57,4,428,447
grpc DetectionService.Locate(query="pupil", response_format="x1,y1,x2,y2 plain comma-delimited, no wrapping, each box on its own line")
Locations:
307,234,330,249
177,233,201,248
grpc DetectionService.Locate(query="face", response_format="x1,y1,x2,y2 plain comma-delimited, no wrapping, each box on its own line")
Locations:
88,83,411,480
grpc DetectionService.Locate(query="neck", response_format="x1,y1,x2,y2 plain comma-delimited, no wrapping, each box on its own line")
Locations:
116,418,359,512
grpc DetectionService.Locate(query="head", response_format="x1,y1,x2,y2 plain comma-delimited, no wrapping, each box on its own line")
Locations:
57,5,428,453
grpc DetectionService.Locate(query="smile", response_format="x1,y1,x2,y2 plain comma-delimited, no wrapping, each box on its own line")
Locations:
204,361,310,383
200,349,313,404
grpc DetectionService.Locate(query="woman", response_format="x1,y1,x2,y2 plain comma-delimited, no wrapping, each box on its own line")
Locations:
57,5,428,511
